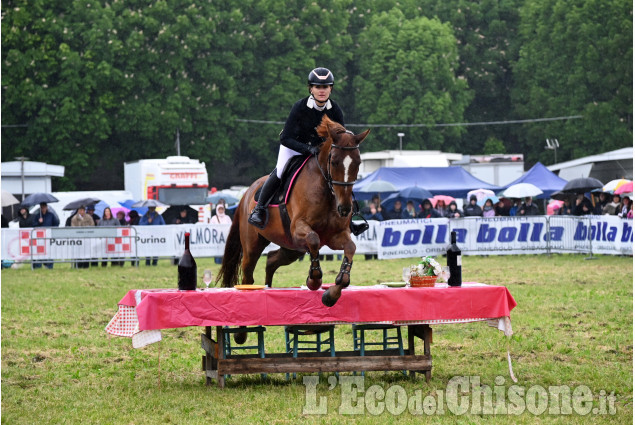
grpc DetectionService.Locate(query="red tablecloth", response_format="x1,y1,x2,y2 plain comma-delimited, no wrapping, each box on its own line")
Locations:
111,283,516,331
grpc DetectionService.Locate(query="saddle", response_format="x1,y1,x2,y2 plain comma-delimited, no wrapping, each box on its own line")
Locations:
254,155,311,206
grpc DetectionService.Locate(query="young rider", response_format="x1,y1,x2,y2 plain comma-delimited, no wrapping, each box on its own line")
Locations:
248,67,368,236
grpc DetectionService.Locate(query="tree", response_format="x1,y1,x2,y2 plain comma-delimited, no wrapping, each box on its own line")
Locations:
511,0,632,164
353,9,472,153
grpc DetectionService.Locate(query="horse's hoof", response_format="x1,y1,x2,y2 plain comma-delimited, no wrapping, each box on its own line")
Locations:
322,290,338,307
306,277,322,291
233,331,248,345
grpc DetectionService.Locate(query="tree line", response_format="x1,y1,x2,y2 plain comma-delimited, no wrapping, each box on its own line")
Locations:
2,0,631,191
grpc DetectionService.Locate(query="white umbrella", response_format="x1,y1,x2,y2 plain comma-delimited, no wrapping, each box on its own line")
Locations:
131,199,169,208
502,183,543,199
467,188,495,203
1,190,20,207
602,178,631,194
359,180,398,193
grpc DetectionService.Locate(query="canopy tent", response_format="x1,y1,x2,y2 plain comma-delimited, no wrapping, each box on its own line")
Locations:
353,167,501,199
502,162,567,199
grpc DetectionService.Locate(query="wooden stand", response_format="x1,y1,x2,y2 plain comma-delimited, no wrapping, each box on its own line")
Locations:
201,324,433,388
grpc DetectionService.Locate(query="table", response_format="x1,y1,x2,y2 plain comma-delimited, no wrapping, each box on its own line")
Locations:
106,283,517,388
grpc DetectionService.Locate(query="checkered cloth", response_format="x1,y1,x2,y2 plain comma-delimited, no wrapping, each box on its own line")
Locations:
105,291,162,348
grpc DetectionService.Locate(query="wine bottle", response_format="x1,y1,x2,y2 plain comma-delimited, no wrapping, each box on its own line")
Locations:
178,232,197,290
447,231,462,287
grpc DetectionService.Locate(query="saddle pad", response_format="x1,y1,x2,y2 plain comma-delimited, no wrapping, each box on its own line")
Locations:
254,155,311,206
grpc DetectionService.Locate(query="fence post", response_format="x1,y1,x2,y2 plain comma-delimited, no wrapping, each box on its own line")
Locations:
584,216,597,260
545,216,551,257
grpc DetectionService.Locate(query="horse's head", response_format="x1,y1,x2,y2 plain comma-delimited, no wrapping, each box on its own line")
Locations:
317,116,370,218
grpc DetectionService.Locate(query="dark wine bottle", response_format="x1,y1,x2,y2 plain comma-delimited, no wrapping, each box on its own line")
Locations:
447,231,462,287
178,232,197,290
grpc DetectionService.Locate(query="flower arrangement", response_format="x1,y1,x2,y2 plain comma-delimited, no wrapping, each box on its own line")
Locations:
411,256,443,277
409,256,443,287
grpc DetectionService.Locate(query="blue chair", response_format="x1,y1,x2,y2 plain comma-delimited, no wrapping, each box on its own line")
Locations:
352,324,406,376
284,325,336,380
222,326,266,379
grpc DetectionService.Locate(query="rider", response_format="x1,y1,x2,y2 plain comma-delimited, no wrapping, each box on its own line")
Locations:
248,67,369,236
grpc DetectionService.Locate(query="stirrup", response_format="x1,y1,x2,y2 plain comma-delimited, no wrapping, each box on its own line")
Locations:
350,222,369,236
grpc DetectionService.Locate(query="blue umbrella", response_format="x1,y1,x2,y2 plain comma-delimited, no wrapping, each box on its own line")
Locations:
478,195,499,207
118,199,148,216
21,192,59,207
206,193,239,205
395,186,433,200
381,186,434,211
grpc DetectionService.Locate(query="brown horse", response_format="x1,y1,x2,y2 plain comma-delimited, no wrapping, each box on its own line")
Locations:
218,116,370,307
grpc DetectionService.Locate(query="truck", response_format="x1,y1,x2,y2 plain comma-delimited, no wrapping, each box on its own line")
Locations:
124,156,211,223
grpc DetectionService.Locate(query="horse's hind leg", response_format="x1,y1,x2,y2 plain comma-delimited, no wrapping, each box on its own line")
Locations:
265,248,304,287
234,234,268,345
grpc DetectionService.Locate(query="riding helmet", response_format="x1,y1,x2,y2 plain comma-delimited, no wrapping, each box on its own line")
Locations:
308,67,334,86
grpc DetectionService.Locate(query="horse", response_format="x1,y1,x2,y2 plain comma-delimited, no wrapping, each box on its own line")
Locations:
217,115,370,308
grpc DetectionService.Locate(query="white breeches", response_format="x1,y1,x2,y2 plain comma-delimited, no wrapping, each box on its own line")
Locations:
275,146,302,179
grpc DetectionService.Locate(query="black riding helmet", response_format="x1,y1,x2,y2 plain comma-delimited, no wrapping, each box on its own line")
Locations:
308,67,334,86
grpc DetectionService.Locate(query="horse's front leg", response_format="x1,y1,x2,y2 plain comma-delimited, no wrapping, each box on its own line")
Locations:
322,235,356,307
293,221,323,290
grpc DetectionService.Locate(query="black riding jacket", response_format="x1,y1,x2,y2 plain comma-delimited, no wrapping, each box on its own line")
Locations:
279,96,344,155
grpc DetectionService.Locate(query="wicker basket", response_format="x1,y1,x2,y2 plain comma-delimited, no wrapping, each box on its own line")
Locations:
409,275,437,288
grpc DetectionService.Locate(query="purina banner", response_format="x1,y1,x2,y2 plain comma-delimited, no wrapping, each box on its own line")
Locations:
1,217,632,263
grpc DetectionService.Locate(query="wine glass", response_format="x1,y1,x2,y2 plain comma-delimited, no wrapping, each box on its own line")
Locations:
203,269,213,290
402,267,411,285
440,266,450,283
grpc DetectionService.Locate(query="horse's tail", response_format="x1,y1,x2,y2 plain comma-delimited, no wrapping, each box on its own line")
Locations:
217,206,243,288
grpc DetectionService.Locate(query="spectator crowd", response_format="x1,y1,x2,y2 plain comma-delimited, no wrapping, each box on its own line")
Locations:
360,193,633,221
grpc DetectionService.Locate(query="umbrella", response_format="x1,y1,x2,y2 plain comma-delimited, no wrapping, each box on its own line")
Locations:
131,199,168,208
21,192,59,207
395,186,433,200
602,178,631,194
477,195,500,207
206,193,239,205
561,177,603,194
110,206,131,220
550,190,577,202
1,190,19,207
467,189,495,203
381,187,434,211
502,183,543,199
118,199,148,216
359,180,398,193
161,205,199,224
547,200,564,215
614,182,633,195
430,195,455,208
63,197,103,210
355,180,399,201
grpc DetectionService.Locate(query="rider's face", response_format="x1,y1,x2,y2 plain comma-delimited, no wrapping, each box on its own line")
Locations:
310,85,332,103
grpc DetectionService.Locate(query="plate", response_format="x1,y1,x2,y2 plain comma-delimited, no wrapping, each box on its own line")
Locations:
234,285,266,290
383,282,407,288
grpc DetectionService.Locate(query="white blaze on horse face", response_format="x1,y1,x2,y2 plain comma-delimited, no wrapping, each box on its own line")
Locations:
342,155,353,182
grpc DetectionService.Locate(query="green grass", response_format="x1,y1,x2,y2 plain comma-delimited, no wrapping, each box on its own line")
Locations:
1,254,632,424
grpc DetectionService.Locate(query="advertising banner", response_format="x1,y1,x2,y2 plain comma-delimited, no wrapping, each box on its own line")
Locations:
1,217,631,263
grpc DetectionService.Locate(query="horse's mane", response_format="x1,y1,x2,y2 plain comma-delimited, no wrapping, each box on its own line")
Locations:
316,115,347,141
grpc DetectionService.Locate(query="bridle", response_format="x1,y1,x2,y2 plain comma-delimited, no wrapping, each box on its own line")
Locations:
315,136,359,195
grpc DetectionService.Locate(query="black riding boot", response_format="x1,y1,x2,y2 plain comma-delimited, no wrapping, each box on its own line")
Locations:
248,171,280,229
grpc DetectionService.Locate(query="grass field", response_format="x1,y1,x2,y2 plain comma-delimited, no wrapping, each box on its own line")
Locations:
1,254,632,424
